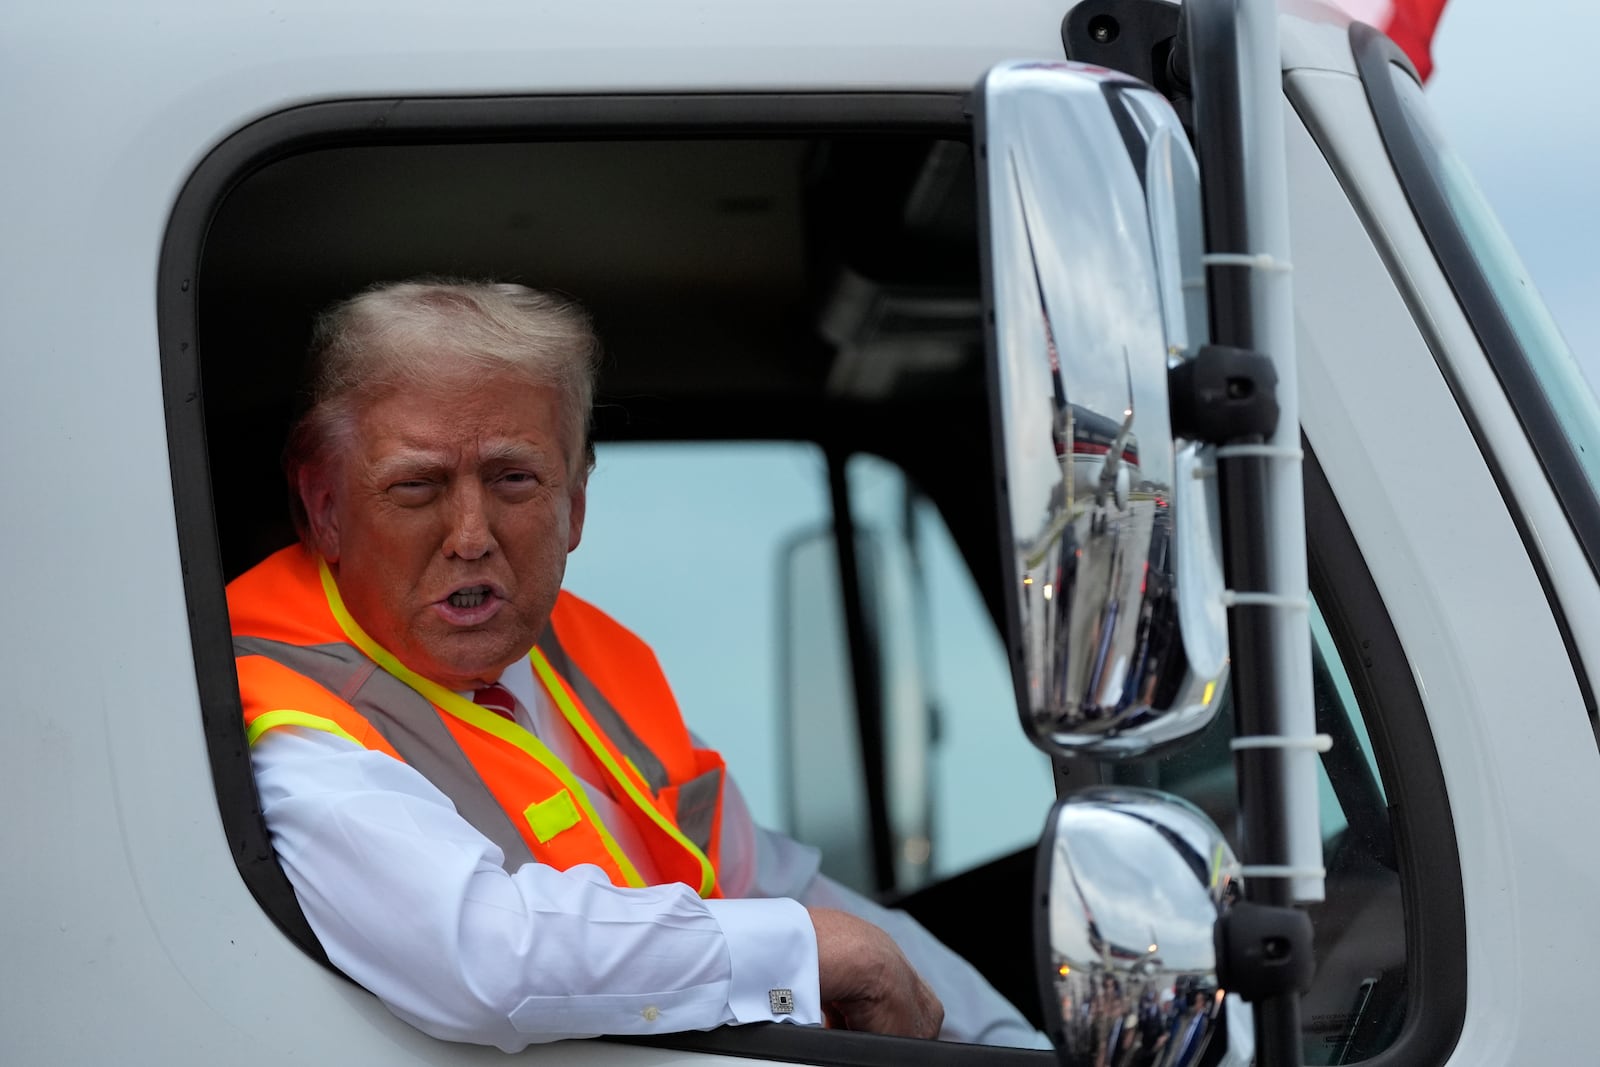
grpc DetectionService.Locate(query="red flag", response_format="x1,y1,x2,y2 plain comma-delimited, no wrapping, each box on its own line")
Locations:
1384,0,1449,80
1326,0,1450,80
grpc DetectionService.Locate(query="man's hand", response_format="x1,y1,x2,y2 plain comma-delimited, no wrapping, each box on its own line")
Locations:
806,907,944,1039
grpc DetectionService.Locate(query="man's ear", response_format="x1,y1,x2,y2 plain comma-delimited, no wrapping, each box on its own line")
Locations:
566,468,588,554
299,466,342,562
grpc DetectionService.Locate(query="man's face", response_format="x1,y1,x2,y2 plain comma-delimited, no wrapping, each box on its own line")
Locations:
302,368,587,690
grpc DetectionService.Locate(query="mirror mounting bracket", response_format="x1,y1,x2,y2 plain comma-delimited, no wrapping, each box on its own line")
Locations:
1061,0,1192,129
1215,899,1316,1003
1168,343,1281,444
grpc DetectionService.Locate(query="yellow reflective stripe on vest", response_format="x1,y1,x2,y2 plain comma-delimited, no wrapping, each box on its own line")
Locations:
531,648,718,899
315,558,647,890
247,708,361,748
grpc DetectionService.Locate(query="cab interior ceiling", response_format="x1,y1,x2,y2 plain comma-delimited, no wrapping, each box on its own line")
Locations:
200,134,1000,589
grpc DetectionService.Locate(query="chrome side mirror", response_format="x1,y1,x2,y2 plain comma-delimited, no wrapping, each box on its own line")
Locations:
1037,788,1250,1067
975,60,1228,759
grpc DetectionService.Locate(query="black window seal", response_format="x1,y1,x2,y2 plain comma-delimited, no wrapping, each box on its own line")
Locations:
1303,443,1466,1067
1343,21,1599,748
612,1026,1049,1066
156,89,1063,1067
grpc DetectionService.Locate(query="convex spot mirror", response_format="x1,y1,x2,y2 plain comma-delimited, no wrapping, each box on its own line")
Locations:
975,60,1228,759
1036,787,1251,1067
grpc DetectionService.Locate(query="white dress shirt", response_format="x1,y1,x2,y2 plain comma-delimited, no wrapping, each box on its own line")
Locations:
251,656,1047,1052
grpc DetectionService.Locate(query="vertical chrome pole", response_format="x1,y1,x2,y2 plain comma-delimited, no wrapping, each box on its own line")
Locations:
1186,0,1319,1063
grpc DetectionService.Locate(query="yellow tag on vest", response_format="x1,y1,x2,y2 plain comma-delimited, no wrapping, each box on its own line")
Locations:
524,789,581,843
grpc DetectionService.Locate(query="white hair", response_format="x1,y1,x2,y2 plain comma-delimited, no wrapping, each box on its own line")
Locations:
284,278,601,540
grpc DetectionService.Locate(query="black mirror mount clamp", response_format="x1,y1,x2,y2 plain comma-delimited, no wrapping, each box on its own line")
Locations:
1169,343,1281,444
1215,899,1317,1003
1062,0,1193,131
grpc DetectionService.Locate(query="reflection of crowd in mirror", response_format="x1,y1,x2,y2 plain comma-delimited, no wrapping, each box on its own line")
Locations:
1155,978,1221,1067
1055,969,1222,1067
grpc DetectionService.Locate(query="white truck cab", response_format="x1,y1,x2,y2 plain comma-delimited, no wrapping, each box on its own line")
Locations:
4,1,1596,1064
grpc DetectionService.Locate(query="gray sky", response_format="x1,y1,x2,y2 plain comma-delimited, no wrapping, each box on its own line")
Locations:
1427,0,1600,386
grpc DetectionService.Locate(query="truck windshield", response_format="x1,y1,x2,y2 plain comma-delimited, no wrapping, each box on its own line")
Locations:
1382,60,1600,551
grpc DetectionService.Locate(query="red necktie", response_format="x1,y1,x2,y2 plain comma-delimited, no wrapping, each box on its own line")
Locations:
473,682,518,722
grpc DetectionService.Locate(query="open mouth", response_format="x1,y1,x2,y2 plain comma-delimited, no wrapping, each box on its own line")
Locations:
447,585,493,609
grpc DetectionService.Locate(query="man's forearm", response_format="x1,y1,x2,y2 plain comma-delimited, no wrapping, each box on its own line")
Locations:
254,727,821,1050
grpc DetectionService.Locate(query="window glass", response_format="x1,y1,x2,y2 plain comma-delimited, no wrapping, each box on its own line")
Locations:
845,454,1053,883
564,441,833,827
1310,599,1383,804
780,525,873,888
1389,67,1600,502
565,442,1052,898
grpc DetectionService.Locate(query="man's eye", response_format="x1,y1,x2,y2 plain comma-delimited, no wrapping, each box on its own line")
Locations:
388,480,438,504
498,471,539,488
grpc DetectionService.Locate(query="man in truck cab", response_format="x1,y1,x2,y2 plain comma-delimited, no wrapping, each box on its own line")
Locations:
227,278,1042,1052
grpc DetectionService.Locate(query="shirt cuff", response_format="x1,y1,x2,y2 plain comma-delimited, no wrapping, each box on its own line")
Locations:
704,896,821,1027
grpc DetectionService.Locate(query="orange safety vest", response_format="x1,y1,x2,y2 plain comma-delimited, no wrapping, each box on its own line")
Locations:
228,545,724,898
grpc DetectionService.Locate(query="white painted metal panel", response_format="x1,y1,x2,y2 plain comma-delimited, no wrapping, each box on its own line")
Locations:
1284,77,1599,1063
0,1,1068,1061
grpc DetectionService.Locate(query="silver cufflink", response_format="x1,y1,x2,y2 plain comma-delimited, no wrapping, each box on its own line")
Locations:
768,988,795,1015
